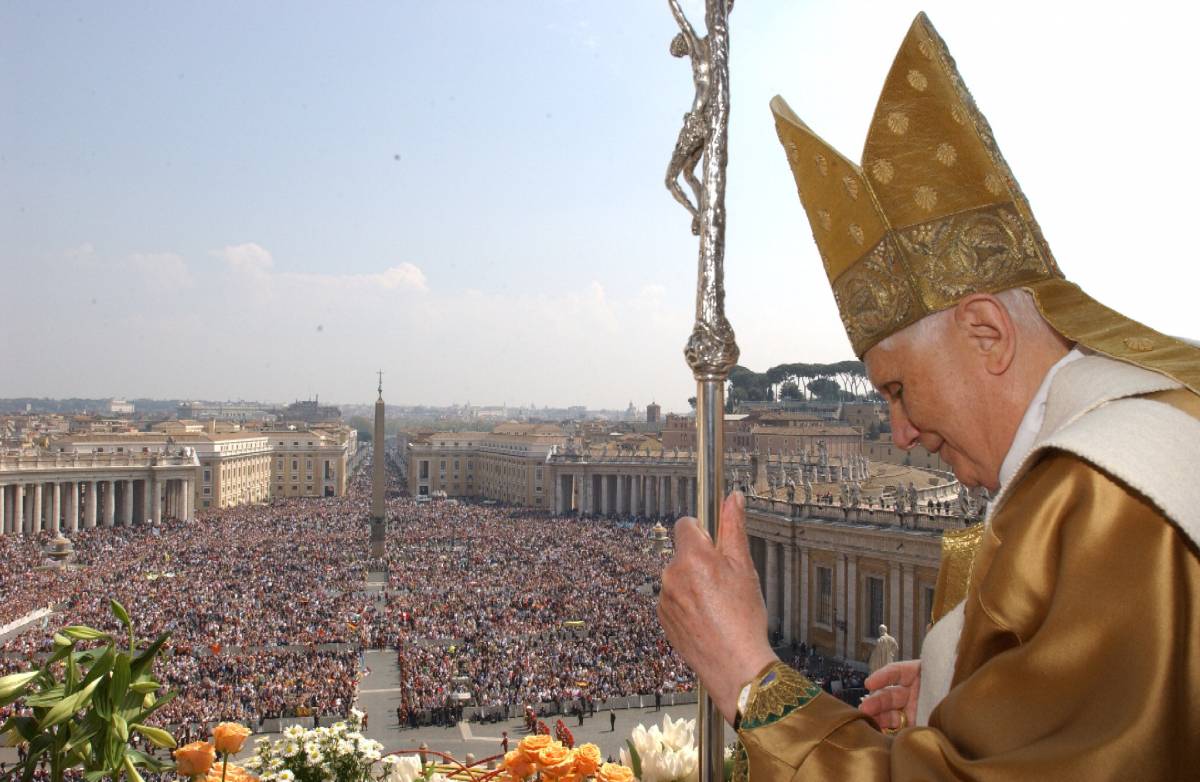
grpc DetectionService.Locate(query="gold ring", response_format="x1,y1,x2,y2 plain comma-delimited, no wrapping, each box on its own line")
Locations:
896,710,908,730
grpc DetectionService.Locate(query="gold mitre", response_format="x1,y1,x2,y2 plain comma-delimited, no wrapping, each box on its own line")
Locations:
771,12,1199,394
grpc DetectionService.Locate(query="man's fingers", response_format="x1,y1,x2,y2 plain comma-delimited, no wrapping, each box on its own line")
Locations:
859,685,909,716
715,491,751,561
671,515,713,553
865,659,920,692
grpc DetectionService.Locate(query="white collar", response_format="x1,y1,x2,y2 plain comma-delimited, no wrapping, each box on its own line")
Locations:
996,347,1087,490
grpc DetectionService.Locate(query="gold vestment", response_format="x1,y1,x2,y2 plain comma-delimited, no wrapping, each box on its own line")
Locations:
736,394,1200,780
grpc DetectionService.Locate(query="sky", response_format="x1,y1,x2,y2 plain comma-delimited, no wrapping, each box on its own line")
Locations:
3,1,1198,410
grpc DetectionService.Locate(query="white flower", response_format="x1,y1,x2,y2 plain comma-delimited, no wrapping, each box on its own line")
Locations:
282,741,301,758
243,757,262,771
278,771,296,782
306,748,324,765
622,715,699,782
336,739,356,756
283,725,305,740
269,758,284,770
385,754,423,782
350,707,365,723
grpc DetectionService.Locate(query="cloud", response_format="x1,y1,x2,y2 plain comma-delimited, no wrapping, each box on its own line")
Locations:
216,242,274,274
126,252,193,288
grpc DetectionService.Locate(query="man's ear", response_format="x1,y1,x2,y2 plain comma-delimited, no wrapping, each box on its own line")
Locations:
952,294,1016,376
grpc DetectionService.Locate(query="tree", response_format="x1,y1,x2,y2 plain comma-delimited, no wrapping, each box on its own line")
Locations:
687,396,697,409
780,381,802,400
807,377,841,401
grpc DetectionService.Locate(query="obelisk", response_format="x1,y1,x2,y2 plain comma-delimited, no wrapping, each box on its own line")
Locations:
369,372,387,559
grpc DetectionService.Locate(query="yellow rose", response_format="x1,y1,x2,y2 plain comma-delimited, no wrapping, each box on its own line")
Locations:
597,763,635,782
503,749,535,779
212,723,253,755
518,734,552,763
574,744,601,777
537,742,574,777
174,741,216,778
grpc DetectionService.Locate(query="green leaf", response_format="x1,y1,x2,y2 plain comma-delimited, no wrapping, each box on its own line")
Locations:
62,626,111,642
22,684,67,707
80,645,115,689
84,772,110,782
113,713,129,742
131,723,176,749
53,632,74,647
124,753,147,782
39,676,101,730
129,633,169,679
1,716,39,743
625,740,642,781
0,671,39,699
111,653,131,706
110,600,132,627
128,679,159,694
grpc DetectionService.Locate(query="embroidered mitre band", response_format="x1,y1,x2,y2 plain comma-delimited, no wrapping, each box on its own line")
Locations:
772,13,1200,394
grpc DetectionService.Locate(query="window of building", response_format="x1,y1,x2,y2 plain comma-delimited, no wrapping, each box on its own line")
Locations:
866,576,885,639
419,461,430,479
817,566,833,627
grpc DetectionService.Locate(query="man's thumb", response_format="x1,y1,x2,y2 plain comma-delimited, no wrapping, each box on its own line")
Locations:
716,490,750,559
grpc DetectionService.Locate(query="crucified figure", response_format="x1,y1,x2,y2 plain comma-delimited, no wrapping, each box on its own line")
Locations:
666,0,733,235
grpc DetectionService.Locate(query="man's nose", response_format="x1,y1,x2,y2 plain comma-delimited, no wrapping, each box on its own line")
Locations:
890,406,920,450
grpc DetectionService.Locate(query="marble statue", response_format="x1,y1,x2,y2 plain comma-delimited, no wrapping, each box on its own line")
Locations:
868,624,899,673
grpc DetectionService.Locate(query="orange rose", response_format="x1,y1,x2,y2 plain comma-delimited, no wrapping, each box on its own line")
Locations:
537,742,574,777
204,763,258,782
212,722,252,755
597,763,635,782
574,744,601,777
503,749,535,779
174,741,216,778
518,733,552,763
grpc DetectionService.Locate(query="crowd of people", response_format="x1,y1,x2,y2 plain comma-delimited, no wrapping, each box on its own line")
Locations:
0,458,693,738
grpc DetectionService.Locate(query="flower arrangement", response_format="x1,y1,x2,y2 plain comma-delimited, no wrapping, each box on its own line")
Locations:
619,714,732,782
241,709,385,782
173,720,258,782
0,600,176,782
503,733,633,782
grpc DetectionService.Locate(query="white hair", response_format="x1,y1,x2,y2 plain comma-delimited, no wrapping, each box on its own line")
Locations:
875,288,1055,353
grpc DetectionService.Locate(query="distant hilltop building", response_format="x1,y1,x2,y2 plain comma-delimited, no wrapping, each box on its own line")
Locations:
277,396,341,424
646,402,661,424
178,400,275,422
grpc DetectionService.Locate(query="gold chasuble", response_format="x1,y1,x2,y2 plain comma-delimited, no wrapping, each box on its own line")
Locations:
735,437,1200,779
739,10,1200,780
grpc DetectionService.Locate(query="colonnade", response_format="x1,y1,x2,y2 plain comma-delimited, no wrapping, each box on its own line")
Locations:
0,476,193,536
554,471,698,518
744,501,946,668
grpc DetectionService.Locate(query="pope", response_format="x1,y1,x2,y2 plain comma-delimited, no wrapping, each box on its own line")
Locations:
658,12,1200,780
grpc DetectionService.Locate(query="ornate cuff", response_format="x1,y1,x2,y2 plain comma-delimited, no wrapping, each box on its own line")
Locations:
734,660,823,732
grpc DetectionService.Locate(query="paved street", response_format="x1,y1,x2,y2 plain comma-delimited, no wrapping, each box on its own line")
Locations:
352,649,724,764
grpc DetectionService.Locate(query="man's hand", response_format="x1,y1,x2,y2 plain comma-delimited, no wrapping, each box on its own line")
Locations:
859,660,921,731
657,490,778,724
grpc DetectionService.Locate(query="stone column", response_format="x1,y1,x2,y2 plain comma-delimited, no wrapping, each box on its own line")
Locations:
616,474,625,516
799,547,810,644
84,482,97,529
598,475,609,516
32,483,44,533
142,478,152,525
846,556,859,662
123,480,135,525
66,482,78,532
51,482,61,534
901,564,915,660
104,480,116,527
782,543,796,644
766,542,780,638
688,477,696,517
889,562,902,656
0,485,7,535
151,477,162,525
182,479,193,522
834,554,846,659
659,476,669,517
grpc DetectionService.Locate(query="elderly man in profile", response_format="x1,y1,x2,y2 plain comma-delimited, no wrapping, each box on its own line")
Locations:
657,13,1200,780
